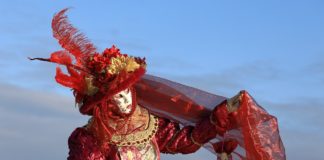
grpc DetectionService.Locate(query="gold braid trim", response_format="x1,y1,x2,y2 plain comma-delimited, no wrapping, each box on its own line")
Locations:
109,114,158,147
164,130,180,154
190,132,203,146
209,113,217,125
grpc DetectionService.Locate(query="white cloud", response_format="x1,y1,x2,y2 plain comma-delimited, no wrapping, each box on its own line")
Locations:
0,83,87,160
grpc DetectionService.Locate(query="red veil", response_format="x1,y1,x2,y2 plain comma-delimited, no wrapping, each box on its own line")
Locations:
135,74,286,160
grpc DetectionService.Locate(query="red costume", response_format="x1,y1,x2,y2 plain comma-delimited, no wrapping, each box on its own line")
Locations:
31,9,286,160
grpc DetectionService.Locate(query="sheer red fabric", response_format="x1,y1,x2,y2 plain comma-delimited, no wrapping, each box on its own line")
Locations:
237,91,286,160
135,74,226,125
134,74,286,160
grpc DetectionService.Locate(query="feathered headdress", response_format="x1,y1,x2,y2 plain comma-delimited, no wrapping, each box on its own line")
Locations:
30,8,146,115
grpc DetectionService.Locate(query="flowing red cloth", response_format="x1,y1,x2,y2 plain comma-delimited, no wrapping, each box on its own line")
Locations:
134,74,286,160
237,91,286,160
135,74,226,124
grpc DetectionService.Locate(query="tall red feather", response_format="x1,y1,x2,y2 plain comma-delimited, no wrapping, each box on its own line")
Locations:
52,8,97,66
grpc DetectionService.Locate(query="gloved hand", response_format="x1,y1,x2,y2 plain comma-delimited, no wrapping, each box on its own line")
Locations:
226,91,242,113
219,152,229,160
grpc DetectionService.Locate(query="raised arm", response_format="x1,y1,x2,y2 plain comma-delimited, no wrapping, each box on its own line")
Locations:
154,99,234,154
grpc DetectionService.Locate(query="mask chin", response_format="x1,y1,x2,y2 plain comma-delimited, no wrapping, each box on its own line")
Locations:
112,87,137,118
116,104,135,118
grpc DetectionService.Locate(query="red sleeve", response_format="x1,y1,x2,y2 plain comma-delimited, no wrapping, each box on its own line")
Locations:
155,118,200,154
155,100,231,154
67,127,107,160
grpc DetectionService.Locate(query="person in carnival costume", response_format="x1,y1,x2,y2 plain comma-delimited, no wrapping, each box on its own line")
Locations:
30,9,286,160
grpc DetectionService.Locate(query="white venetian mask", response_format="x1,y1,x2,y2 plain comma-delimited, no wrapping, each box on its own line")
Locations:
112,88,133,114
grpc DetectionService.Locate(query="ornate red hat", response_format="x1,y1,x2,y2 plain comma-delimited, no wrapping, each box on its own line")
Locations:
30,8,146,115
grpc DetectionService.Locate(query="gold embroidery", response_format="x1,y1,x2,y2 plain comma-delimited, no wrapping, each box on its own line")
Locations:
110,114,159,147
118,141,158,160
141,142,158,160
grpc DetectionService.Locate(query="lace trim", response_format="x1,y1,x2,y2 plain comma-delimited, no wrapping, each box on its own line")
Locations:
109,114,159,146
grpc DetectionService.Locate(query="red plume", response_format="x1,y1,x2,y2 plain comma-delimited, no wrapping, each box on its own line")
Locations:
55,67,85,93
49,50,72,65
52,8,97,66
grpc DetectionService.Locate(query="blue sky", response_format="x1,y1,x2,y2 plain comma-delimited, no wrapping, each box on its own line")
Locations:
0,0,323,159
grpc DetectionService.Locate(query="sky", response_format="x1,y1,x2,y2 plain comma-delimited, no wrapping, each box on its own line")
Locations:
0,0,323,159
